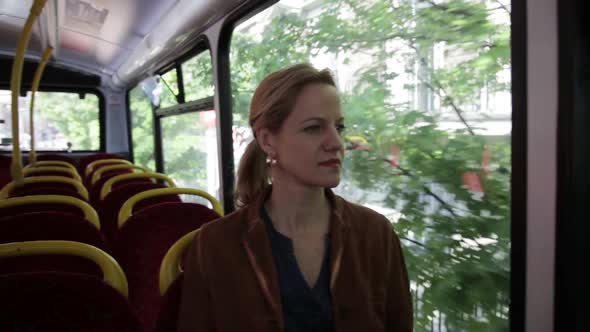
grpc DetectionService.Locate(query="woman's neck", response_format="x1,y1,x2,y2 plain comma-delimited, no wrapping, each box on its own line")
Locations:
265,182,331,237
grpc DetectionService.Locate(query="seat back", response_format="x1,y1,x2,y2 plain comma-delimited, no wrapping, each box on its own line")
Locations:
23,165,82,180
36,154,77,168
79,153,125,175
12,186,86,200
0,273,143,332
0,240,138,331
0,176,89,200
0,195,100,229
99,182,179,242
114,202,220,331
0,211,109,252
0,240,128,294
155,274,184,332
0,155,12,188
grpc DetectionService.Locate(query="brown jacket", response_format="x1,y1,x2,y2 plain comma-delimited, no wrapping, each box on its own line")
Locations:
177,189,413,332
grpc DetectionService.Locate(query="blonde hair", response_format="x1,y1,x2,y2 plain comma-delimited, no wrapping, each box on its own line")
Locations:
235,63,336,207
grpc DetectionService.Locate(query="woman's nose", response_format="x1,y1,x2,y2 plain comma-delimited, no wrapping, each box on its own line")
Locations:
323,127,344,151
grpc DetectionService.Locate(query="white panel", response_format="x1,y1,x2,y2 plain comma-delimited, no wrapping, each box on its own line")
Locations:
103,87,129,153
526,0,557,331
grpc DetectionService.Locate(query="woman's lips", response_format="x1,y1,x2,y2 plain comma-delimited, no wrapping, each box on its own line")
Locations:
318,159,341,167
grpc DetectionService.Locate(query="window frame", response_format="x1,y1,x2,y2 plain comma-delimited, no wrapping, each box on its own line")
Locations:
0,87,105,153
126,38,215,175
219,1,528,331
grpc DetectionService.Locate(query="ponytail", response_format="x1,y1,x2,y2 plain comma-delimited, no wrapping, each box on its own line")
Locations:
235,139,269,208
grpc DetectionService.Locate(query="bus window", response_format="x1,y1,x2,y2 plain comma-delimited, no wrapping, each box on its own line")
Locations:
0,90,100,151
230,0,512,330
182,50,215,102
129,83,156,170
159,68,179,108
161,110,219,200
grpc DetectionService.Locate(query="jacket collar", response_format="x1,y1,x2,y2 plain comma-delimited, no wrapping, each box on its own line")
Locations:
241,186,349,326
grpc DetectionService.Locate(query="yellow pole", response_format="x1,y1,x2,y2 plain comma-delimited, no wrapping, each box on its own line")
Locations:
29,47,53,165
9,0,48,185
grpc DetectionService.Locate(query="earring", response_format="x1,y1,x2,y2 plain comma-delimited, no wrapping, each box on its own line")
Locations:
266,155,277,166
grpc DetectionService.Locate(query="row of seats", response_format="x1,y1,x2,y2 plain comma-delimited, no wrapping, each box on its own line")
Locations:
0,153,223,331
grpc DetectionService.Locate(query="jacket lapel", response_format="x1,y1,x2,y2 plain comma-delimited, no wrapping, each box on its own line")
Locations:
327,191,348,292
241,189,283,327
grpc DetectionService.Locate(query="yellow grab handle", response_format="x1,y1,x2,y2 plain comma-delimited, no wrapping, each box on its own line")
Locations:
100,172,176,200
118,188,223,228
0,195,100,230
29,47,54,164
23,166,82,181
159,229,199,295
85,159,132,177
10,0,49,185
91,164,148,186
0,176,89,200
25,161,78,172
0,240,128,297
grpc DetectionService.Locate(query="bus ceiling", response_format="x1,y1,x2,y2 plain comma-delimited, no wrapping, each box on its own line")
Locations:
0,0,251,89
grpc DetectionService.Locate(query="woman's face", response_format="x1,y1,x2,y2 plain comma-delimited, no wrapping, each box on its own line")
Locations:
266,83,345,189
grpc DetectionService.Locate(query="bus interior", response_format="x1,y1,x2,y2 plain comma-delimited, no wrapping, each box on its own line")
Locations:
0,0,587,331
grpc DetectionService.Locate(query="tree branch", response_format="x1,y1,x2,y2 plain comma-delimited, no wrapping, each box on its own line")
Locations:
491,0,511,15
408,42,476,136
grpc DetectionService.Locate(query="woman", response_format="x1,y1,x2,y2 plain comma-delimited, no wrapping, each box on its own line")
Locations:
178,63,413,332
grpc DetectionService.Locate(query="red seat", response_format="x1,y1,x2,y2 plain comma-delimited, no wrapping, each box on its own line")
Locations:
98,182,180,242
0,272,143,332
0,155,11,188
79,153,125,175
155,274,184,332
113,202,220,331
11,181,83,196
36,154,78,168
12,186,86,200
0,212,109,252
84,162,131,187
89,169,138,206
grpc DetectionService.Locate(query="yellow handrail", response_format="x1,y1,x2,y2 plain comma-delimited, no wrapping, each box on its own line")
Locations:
23,166,82,181
159,229,199,295
118,188,224,228
0,195,100,230
28,47,53,164
0,176,89,200
0,240,128,297
91,164,148,186
85,159,132,177
24,160,78,172
10,0,49,186
100,172,176,200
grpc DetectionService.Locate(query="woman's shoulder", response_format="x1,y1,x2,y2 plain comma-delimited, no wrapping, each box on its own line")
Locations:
197,207,251,244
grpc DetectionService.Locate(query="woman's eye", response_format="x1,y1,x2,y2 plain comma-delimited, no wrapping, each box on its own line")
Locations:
336,124,346,134
304,125,321,133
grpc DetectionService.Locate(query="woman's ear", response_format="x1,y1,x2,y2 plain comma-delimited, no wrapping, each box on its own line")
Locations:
256,128,276,156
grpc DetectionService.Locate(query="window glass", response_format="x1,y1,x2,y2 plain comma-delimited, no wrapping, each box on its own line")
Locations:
182,50,215,102
159,68,179,108
230,1,512,331
161,111,220,200
0,90,100,151
129,84,155,170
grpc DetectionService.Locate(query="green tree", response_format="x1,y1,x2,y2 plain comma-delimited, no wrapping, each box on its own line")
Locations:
35,92,100,150
230,1,511,331
129,86,156,170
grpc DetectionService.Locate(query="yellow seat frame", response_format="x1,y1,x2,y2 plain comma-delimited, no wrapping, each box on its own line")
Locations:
0,240,128,297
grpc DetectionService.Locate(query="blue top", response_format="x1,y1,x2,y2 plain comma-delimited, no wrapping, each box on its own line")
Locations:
261,206,334,332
